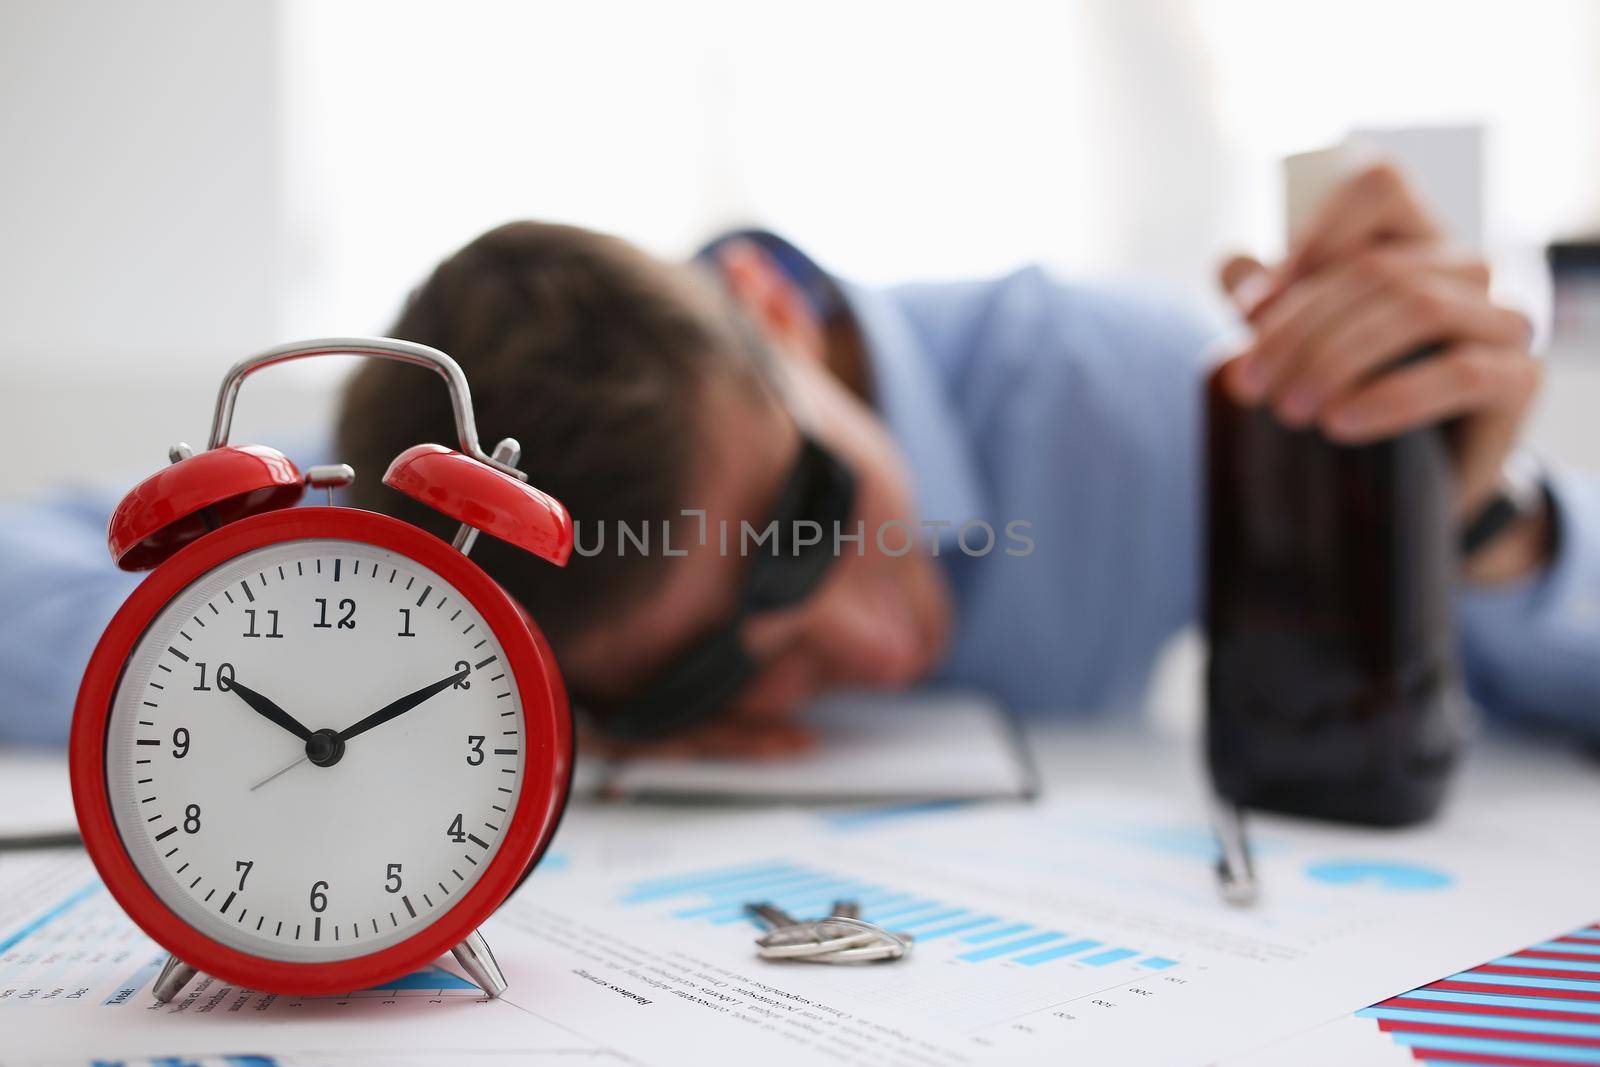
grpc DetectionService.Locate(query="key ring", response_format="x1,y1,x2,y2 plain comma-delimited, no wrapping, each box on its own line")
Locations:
756,915,887,948
756,917,912,962
793,939,909,964
756,914,883,948
758,930,882,959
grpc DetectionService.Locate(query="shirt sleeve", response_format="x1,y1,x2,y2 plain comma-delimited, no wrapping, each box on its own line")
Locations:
0,493,141,746
1458,466,1600,736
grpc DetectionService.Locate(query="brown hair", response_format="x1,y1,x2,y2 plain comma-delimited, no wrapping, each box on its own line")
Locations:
337,221,750,650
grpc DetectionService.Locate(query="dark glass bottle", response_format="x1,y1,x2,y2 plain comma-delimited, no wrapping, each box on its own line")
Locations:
1204,364,1466,826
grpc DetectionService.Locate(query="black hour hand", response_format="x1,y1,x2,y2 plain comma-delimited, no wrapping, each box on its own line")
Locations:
338,667,468,743
226,680,315,742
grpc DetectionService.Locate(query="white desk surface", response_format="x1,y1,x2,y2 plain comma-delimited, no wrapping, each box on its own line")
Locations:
3,722,1597,1067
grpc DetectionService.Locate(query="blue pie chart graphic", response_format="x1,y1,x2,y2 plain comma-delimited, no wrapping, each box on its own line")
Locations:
1304,860,1453,891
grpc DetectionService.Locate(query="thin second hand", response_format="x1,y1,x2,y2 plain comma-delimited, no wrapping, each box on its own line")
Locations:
250,755,307,792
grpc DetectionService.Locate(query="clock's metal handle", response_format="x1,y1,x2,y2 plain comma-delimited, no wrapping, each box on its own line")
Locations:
207,337,526,481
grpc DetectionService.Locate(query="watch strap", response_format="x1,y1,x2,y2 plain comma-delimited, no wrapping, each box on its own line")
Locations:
1460,452,1545,558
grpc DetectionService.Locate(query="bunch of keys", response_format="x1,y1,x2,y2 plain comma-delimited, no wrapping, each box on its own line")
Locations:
746,899,914,964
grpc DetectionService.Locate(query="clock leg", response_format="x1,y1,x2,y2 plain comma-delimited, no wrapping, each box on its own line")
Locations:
450,928,508,998
152,953,198,1003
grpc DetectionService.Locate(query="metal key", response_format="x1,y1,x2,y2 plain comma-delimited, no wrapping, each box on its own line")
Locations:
755,914,914,964
746,902,866,950
807,899,867,944
759,930,884,958
767,920,912,963
746,900,913,964
745,903,800,932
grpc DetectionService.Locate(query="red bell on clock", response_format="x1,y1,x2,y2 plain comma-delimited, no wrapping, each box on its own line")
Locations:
72,337,574,1003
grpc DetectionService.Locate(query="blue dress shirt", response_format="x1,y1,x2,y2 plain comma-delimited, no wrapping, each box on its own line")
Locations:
2,266,1598,743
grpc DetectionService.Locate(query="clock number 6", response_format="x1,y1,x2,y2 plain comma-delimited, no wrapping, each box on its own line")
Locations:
309,880,329,913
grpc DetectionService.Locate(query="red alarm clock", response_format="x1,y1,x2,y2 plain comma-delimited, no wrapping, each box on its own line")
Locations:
70,337,574,1003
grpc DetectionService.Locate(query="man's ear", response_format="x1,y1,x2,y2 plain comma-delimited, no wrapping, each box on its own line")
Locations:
714,239,828,365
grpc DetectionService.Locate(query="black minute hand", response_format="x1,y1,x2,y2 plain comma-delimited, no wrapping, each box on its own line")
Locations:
337,667,469,743
226,680,315,742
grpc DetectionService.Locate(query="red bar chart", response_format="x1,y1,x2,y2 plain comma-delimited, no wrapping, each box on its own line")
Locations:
1360,922,1600,1065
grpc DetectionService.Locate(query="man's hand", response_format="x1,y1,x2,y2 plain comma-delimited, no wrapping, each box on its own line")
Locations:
1217,163,1550,582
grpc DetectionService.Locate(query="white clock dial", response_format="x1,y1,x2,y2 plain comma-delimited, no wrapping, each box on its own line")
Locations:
105,539,526,962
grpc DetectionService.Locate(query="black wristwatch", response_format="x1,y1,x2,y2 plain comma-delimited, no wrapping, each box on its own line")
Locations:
1460,452,1547,558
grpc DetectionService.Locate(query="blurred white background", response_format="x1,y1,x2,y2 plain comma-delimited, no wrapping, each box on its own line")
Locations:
1,0,1597,496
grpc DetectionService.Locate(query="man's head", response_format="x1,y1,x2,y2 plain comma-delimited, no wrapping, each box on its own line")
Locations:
338,222,949,751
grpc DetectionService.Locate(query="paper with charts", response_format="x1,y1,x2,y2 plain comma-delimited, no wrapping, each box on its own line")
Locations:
3,791,1597,1066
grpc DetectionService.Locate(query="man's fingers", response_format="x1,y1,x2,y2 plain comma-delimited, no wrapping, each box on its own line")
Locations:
1228,248,1507,409
1320,343,1539,446
1280,163,1440,288
1218,254,1272,316
1283,281,1530,425
1229,249,1415,403
1322,343,1541,513
1231,262,1384,402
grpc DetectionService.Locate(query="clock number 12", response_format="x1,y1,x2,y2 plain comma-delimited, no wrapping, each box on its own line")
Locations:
314,598,356,630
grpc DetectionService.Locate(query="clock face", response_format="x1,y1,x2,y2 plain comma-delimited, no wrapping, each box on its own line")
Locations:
105,538,526,963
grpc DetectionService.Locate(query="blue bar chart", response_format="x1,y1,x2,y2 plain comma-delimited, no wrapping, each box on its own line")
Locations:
618,859,1184,973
